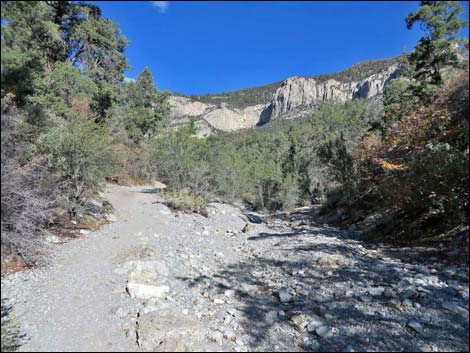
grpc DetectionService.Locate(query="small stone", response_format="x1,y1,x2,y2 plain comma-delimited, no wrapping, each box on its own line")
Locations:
402,298,413,306
401,288,418,299
45,234,61,244
413,302,422,310
278,287,293,303
315,326,333,338
225,289,236,298
389,298,401,307
306,319,325,332
407,320,423,333
368,287,385,296
383,288,397,298
227,308,238,317
304,338,321,351
290,314,309,331
214,298,225,305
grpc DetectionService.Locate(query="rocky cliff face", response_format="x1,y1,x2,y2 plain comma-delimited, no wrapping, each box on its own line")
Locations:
168,96,265,137
169,63,400,134
259,64,400,124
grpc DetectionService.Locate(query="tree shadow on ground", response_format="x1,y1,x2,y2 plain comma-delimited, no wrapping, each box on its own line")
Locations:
1,297,25,352
177,227,469,352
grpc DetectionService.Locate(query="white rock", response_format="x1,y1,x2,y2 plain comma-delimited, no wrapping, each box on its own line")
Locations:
227,308,238,317
214,298,225,305
225,289,236,298
45,234,61,244
126,283,169,300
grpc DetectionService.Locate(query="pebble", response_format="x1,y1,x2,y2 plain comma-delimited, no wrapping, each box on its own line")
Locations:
407,320,424,333
315,326,334,338
383,288,397,298
402,298,413,306
306,319,325,332
224,289,236,298
278,287,293,303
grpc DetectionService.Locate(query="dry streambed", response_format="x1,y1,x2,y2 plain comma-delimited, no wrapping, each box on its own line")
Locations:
1,185,469,352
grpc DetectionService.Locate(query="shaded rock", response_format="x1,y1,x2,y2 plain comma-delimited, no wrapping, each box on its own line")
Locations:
407,320,424,334
315,325,334,338
278,287,294,303
442,301,468,315
306,317,325,332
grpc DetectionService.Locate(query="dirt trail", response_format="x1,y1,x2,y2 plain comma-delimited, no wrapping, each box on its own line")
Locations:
2,184,469,352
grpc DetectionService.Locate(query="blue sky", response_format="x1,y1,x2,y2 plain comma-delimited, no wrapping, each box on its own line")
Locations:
96,1,469,95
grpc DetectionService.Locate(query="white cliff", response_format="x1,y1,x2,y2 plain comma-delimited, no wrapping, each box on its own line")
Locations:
168,63,400,134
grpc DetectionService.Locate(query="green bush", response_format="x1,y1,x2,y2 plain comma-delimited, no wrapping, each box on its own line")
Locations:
165,188,208,216
39,118,118,203
408,142,469,223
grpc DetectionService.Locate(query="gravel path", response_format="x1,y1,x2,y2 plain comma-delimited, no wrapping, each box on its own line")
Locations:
1,184,469,352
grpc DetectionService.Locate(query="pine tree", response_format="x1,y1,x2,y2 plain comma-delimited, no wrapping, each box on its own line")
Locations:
406,1,467,86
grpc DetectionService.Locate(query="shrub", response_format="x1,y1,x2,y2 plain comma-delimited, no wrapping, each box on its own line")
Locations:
153,126,210,195
39,118,118,207
1,98,61,264
407,143,469,222
165,189,208,216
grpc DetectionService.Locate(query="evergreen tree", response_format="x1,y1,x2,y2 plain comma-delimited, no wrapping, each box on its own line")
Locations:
406,1,467,86
121,67,170,141
1,1,128,116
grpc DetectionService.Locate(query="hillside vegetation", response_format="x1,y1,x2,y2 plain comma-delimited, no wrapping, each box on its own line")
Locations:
1,0,468,269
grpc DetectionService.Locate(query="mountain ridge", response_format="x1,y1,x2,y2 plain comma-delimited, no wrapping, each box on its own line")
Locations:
168,56,403,136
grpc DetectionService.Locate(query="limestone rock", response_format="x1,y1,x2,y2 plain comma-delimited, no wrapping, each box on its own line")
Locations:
126,283,169,300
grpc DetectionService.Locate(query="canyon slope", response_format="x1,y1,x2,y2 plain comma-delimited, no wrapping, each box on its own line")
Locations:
168,57,401,136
